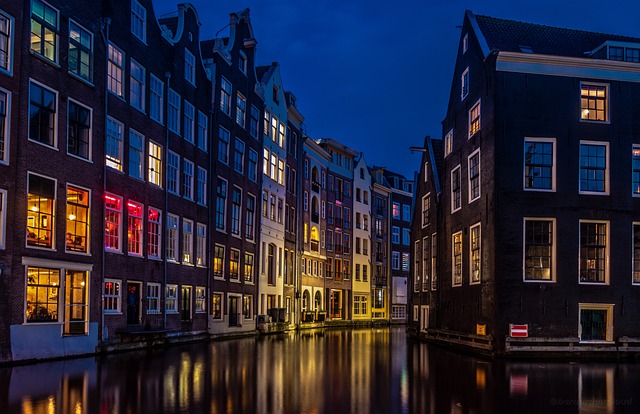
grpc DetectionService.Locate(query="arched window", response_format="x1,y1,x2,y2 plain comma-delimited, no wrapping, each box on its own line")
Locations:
314,291,322,310
302,290,310,311
311,196,319,223
311,166,320,192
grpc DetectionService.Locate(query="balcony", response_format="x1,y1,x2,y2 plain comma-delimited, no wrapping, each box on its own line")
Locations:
312,181,320,193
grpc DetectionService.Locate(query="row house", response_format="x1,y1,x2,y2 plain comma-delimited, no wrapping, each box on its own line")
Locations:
410,10,640,356
370,168,391,320
351,155,372,321
202,9,263,337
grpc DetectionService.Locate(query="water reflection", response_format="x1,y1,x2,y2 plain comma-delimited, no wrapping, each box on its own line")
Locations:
1,327,639,413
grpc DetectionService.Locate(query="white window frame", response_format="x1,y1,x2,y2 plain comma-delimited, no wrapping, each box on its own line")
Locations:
580,82,609,124
131,0,147,42
106,116,123,171
524,137,556,192
579,141,609,195
220,76,232,116
127,200,143,257
149,74,164,124
182,159,194,201
0,87,10,164
469,223,481,285
451,165,462,213
184,49,196,85
167,150,179,195
182,218,193,265
421,193,430,228
579,220,610,285
147,207,162,259
107,43,124,97
104,279,122,314
129,59,145,112
197,110,208,152
461,67,469,101
165,284,178,313
128,128,144,181
196,166,207,206
148,140,162,187
0,188,7,249
167,88,181,135
30,0,59,63
146,282,161,314
452,231,462,287
468,148,481,203
183,100,195,144
195,286,206,313
68,19,93,82
463,33,468,53
28,79,58,149
391,226,400,244
196,223,206,267
468,99,481,138
0,10,14,75
444,129,453,157
166,213,179,262
523,217,556,283
218,126,230,164
104,193,122,253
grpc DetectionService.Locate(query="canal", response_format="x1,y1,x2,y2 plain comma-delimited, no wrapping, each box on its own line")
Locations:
1,327,639,413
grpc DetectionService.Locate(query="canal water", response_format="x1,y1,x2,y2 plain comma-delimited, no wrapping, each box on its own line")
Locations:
1,326,639,413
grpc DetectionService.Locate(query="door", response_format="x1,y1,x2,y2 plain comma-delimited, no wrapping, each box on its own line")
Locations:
420,305,429,332
181,286,192,322
126,282,141,325
580,309,607,340
229,296,239,327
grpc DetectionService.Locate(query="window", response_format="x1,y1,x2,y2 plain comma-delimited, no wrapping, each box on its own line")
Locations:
278,123,285,148
167,151,179,194
147,283,161,314
304,191,308,211
392,202,400,219
106,116,123,171
270,154,277,181
452,231,463,286
246,194,256,240
211,292,223,319
244,253,254,283
626,47,640,62
213,245,224,278
422,237,429,291
218,127,230,164
103,279,121,314
166,214,179,262
230,249,240,280
196,223,206,267
269,194,276,221
234,139,245,173
248,149,258,182
278,159,285,185
633,146,640,196
104,193,121,252
579,142,608,194
149,74,164,124
148,141,162,187
67,100,91,160
402,205,411,222
468,149,480,202
468,100,481,137
0,89,8,163
403,229,410,246
197,110,208,151
182,159,194,200
127,201,143,256
634,224,640,284
183,101,195,144
263,110,270,138
250,105,259,138
461,67,469,100
444,129,453,157
167,89,180,134
231,187,241,236
182,219,193,264
129,129,144,180
147,208,161,259
195,287,206,313
262,191,268,217
431,233,437,290
131,0,146,42
107,44,124,97
236,93,246,127
29,81,57,147
580,83,608,122
451,165,461,213
238,52,247,74
463,33,468,53
196,167,207,206
524,219,554,281
392,252,400,270
129,59,145,111
65,186,89,253
579,221,609,284
30,0,58,62
470,223,481,284
165,285,178,313
242,295,253,320
215,178,227,230
0,188,6,249
69,21,92,81
0,12,11,72
422,194,430,228
271,117,278,143
184,49,195,85
524,138,555,191
391,226,400,244
220,77,232,116
26,174,55,249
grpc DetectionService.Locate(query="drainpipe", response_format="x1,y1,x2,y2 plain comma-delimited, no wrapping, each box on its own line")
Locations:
163,71,171,329
100,17,111,342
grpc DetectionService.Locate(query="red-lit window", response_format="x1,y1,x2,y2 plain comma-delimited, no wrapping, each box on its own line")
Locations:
127,201,143,256
105,194,122,251
147,207,161,258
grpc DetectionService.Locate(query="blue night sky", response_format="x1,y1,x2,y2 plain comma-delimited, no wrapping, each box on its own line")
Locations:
153,0,639,178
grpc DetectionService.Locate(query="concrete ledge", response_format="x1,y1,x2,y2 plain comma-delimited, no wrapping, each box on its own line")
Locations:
425,328,494,352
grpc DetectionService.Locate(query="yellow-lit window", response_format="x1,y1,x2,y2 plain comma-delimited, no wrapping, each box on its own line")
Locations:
26,267,59,322
27,173,55,249
66,186,89,253
469,100,481,137
580,83,608,122
148,141,162,186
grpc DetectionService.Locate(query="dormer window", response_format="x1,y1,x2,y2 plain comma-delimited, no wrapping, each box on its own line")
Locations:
591,41,640,63
609,46,624,61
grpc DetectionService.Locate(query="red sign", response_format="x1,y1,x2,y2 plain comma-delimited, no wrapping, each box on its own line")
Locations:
510,324,528,337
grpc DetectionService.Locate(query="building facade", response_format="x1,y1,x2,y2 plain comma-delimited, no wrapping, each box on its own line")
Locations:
352,155,372,321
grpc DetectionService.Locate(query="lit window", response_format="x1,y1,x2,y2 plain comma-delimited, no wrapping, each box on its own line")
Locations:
431,233,437,290
26,173,55,249
67,100,91,160
215,178,227,230
444,129,453,157
461,67,469,100
230,248,240,280
149,74,164,124
234,139,245,173
468,149,480,202
129,60,145,111
242,295,252,319
106,117,123,170
231,187,241,236
452,231,462,286
147,207,161,259
195,287,206,313
246,194,256,240
633,145,640,196
579,221,608,284
29,81,57,147
127,201,143,256
213,245,224,278
244,253,254,283
182,218,193,264
167,89,180,134
69,21,92,81
524,219,554,281
218,127,230,164
470,223,481,284
220,77,231,116
0,89,8,163
107,44,124,97
211,292,222,318
468,100,481,137
463,34,468,53
263,110,270,138
421,237,429,291
183,101,195,144
263,148,269,176
65,185,89,253
278,123,285,148
148,141,162,187
634,224,640,284
104,193,122,252
103,279,121,313
165,285,178,312
451,165,461,212
580,83,608,122
182,159,194,200
196,167,207,206
197,110,207,151
392,202,400,219
250,105,259,138
0,12,12,72
248,149,258,182
236,93,246,127
524,138,555,191
271,116,278,143
30,0,58,62
579,142,608,194
196,223,206,267
184,49,195,85
167,151,179,195
270,154,277,181
147,283,161,314
166,214,179,262
129,129,144,180
131,0,146,42
278,159,285,185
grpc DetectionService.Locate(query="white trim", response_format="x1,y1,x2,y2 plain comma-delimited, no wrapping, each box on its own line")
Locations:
0,8,15,76
467,148,481,203
22,256,93,271
578,140,609,195
451,165,462,213
0,188,6,249
578,220,610,285
579,81,610,124
578,303,614,342
469,222,481,285
452,230,463,287
523,137,556,192
28,79,59,150
522,217,556,283
66,97,93,162
461,67,469,101
0,86,11,165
